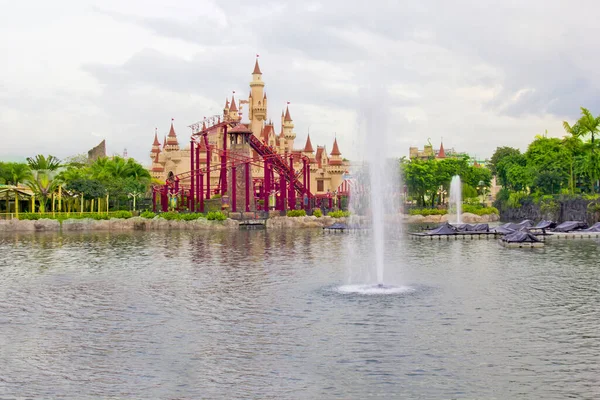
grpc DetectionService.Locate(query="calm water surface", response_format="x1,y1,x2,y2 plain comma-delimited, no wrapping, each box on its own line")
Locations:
1,230,599,399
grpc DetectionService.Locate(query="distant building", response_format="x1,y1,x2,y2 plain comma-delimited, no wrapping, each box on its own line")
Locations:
87,140,106,163
148,58,348,196
409,140,487,167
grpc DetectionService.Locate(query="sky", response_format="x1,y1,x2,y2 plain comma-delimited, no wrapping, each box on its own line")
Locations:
1,0,599,166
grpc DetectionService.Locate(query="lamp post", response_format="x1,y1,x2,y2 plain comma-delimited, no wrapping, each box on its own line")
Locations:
128,191,143,212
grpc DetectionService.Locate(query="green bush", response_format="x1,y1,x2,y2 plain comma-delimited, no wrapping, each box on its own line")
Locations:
408,208,447,216
328,210,350,218
287,209,307,217
112,210,133,219
18,213,38,220
313,209,322,217
140,211,156,219
462,204,499,216
207,211,227,221
159,211,181,220
180,213,206,221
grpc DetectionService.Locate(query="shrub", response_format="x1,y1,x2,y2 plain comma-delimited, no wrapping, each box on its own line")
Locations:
462,204,499,215
159,211,181,221
287,209,306,217
328,210,350,218
140,211,156,219
18,213,40,220
408,208,447,216
112,210,133,219
180,213,206,221
207,211,227,221
313,209,322,217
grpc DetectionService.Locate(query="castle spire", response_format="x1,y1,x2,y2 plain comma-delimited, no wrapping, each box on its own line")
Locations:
330,137,341,156
229,95,238,112
304,134,314,153
224,98,229,110
284,105,292,122
252,57,262,75
438,140,446,159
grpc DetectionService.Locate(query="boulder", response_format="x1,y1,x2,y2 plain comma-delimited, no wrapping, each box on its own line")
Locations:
33,219,60,232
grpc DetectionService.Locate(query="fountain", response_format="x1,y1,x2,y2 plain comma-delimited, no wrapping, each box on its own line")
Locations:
449,175,462,224
338,86,410,295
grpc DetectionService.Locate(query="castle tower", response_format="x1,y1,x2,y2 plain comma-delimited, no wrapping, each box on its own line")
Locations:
303,134,315,158
228,95,238,120
437,141,446,159
151,152,165,179
150,129,161,159
165,122,180,151
328,138,344,193
249,58,266,137
283,105,295,152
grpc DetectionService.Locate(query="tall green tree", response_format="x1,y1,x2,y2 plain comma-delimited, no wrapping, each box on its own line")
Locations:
26,155,62,212
488,147,521,176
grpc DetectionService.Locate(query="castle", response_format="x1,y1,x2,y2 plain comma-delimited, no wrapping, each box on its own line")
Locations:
148,58,348,201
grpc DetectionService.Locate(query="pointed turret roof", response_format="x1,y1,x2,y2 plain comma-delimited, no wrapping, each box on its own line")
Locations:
163,135,167,148
224,98,229,110
304,135,314,153
168,122,176,138
284,105,292,122
253,58,262,74
438,141,446,159
229,96,238,112
152,131,160,146
330,138,341,156
263,92,267,99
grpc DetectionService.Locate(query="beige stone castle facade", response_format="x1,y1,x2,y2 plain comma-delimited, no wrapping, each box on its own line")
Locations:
149,59,349,198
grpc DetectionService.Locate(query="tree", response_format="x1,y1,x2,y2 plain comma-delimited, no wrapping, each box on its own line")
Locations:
26,155,62,212
488,147,521,176
524,136,569,194
0,162,31,186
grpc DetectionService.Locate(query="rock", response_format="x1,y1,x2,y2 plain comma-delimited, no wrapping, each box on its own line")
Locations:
62,218,95,231
460,213,480,223
407,215,426,224
33,219,60,232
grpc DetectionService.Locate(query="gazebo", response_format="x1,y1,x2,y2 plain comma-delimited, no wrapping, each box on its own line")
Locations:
0,185,34,218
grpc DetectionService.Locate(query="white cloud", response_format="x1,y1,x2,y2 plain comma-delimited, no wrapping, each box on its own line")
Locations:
1,0,598,166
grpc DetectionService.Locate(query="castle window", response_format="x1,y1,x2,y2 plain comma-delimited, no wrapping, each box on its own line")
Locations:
317,179,324,192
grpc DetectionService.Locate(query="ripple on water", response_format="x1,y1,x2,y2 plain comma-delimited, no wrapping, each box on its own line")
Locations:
336,284,415,295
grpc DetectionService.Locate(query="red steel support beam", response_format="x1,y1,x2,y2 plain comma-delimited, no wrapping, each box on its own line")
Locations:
190,140,195,211
221,125,228,195
199,173,204,212
231,165,237,212
245,162,250,212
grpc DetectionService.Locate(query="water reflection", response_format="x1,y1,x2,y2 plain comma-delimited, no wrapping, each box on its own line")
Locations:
0,231,599,399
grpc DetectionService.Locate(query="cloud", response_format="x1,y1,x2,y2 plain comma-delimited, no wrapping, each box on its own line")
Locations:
1,0,599,165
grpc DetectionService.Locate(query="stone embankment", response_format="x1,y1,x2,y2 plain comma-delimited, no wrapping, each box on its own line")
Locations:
0,217,239,232
405,212,500,224
0,213,499,233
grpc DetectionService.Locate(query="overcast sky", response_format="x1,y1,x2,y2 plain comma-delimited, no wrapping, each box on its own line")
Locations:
1,0,599,165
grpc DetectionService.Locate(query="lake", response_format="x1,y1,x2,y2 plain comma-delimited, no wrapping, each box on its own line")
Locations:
1,230,599,399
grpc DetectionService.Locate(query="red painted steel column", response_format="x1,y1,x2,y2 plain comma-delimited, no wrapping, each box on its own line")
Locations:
162,184,168,212
231,165,237,212
245,162,250,212
280,175,286,211
307,164,311,196
195,144,200,211
190,140,195,211
199,173,204,212
205,135,210,200
152,189,156,212
288,156,295,210
263,160,269,212
221,125,228,195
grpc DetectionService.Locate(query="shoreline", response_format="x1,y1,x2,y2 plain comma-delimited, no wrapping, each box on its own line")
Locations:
0,212,499,233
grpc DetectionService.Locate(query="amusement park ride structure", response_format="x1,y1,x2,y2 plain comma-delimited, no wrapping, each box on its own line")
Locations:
152,112,315,213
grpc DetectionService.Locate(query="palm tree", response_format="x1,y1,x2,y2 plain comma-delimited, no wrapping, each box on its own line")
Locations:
562,121,584,194
7,163,32,186
576,107,600,191
26,155,62,212
26,155,62,171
